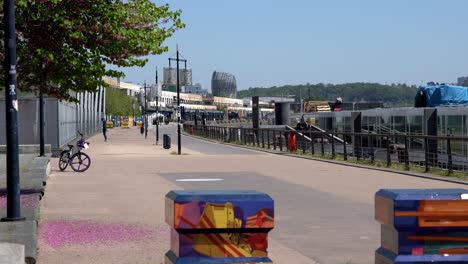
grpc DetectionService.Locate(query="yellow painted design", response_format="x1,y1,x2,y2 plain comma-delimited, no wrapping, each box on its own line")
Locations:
192,202,255,258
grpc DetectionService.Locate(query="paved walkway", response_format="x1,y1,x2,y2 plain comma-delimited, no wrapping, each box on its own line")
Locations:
37,124,467,264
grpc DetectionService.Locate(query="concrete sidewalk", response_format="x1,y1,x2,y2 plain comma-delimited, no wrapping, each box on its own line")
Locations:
37,127,314,264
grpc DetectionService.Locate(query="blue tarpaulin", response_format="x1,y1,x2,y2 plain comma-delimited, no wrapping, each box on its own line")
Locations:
416,85,468,107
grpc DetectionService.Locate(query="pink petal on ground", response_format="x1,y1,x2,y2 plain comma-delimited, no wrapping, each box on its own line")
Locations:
0,195,37,209
39,220,169,248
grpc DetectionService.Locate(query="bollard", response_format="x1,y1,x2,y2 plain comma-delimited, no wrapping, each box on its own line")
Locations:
165,190,274,264
375,189,468,264
288,131,296,152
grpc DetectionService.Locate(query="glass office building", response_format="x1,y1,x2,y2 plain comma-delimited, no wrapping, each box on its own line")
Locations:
211,71,237,98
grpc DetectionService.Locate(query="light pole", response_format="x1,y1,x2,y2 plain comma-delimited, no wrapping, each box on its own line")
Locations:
39,58,45,157
132,103,135,126
2,0,24,221
39,87,45,157
169,45,187,155
155,66,159,144
144,81,148,139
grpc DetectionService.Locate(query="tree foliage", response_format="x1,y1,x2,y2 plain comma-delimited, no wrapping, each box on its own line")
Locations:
0,0,184,100
237,83,418,107
105,87,136,116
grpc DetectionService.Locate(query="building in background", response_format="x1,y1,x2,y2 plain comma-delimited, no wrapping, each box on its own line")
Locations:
182,83,209,96
103,77,141,96
211,71,237,98
458,76,468,86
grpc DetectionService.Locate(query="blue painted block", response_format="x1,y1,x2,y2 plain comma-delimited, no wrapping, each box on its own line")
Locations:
375,189,468,263
165,190,274,264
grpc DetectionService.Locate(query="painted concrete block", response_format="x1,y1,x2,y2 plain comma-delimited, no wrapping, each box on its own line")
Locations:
165,190,274,264
375,189,468,264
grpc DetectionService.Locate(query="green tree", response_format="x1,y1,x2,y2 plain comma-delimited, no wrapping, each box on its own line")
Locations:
238,83,418,107
0,0,184,100
105,87,136,116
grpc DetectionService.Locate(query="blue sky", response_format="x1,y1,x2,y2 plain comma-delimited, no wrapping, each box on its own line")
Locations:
115,0,468,91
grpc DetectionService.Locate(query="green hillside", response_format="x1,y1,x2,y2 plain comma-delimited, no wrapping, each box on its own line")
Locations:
237,83,418,107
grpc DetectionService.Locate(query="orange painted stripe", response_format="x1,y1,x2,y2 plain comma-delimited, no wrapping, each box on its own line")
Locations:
198,221,234,257
395,211,468,217
178,215,197,228
199,218,239,257
408,236,468,242
201,214,247,257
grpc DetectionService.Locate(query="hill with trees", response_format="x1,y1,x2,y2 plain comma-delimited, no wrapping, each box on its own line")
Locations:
237,83,418,107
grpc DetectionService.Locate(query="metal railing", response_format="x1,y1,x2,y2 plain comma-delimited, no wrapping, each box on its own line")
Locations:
185,125,468,176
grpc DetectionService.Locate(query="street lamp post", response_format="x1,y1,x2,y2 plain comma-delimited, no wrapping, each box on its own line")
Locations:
155,66,159,145
132,103,135,126
169,45,187,155
144,82,148,139
2,0,24,221
39,87,45,157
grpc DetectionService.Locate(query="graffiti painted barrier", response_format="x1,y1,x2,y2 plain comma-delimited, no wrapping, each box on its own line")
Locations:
165,190,274,264
375,189,468,264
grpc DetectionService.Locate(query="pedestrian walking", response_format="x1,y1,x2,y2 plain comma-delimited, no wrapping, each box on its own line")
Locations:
101,118,107,142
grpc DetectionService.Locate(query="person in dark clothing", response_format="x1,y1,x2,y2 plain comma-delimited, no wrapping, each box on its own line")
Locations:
101,118,107,141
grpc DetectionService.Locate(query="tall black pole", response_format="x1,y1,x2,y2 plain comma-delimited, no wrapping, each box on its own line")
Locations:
2,0,24,221
144,81,148,139
176,47,181,155
39,89,45,156
156,66,159,144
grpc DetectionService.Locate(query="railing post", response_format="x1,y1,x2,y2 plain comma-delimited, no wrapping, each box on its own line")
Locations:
273,130,277,150
250,129,254,145
246,129,249,145
262,129,265,148
320,132,325,157
447,136,453,174
343,132,347,161
331,131,335,159
267,129,270,149
369,132,374,163
311,132,315,155
302,133,306,154
279,131,283,152
404,135,409,171
386,135,391,167
256,129,260,147
424,137,429,172
241,128,245,145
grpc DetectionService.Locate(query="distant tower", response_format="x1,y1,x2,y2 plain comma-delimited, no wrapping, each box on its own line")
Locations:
211,71,237,98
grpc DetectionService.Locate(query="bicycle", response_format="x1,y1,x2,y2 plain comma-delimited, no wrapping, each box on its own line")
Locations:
59,131,92,172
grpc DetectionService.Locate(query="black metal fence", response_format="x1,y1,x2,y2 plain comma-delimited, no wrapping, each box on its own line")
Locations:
184,125,468,176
